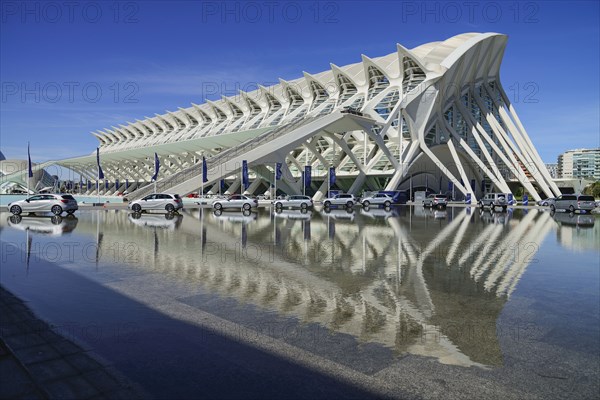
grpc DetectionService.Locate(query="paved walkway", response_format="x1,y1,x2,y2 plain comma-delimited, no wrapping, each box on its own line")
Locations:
0,287,143,399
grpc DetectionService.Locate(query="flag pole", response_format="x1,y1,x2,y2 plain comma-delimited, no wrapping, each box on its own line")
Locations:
328,166,330,199
274,163,277,201
27,142,30,195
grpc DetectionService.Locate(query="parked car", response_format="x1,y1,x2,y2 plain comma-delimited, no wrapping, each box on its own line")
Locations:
273,195,313,209
8,194,78,216
361,193,393,208
128,193,183,213
423,194,448,208
551,194,595,213
213,195,258,211
478,193,508,211
323,193,356,208
537,197,555,206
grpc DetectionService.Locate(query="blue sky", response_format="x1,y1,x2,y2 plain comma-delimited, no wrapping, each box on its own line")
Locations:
1,0,598,165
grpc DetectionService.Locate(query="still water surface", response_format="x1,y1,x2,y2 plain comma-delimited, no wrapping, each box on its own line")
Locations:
1,206,598,398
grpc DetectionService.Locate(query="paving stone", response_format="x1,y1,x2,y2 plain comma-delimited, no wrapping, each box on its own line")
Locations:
16,388,47,400
64,353,103,372
83,369,125,393
0,357,33,397
4,333,46,350
45,375,99,399
13,344,61,365
37,330,63,344
28,358,79,383
50,340,82,356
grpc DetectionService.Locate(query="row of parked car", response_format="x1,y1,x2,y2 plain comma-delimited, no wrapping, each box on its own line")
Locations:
6,191,599,216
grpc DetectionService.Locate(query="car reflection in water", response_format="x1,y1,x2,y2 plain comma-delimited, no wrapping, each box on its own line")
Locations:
128,212,183,230
552,211,595,228
274,209,313,220
320,206,355,221
7,214,79,236
479,208,512,225
360,206,397,219
212,208,257,222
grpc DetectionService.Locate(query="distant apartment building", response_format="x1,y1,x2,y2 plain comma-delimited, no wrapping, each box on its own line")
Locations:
557,148,600,179
545,163,558,179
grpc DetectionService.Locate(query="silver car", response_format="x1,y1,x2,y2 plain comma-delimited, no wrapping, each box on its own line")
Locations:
537,197,556,206
8,194,78,216
478,193,508,211
423,194,448,208
323,194,356,208
128,193,183,213
551,194,595,213
273,195,313,210
213,195,258,211
361,193,393,208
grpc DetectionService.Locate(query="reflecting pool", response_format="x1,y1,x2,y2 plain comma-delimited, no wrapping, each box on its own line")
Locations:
1,206,598,399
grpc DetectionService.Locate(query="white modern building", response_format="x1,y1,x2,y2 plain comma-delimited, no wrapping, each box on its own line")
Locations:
0,150,57,194
557,148,600,180
5,33,561,202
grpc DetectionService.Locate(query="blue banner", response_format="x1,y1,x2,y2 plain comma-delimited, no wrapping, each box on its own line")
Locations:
96,148,104,179
465,193,471,204
470,179,476,191
220,179,226,191
115,179,119,189
202,156,208,183
125,179,129,189
151,152,160,181
523,194,529,206
242,160,249,189
27,142,33,178
481,179,486,192
448,181,453,191
275,162,282,180
304,165,311,188
87,180,91,190
329,166,336,186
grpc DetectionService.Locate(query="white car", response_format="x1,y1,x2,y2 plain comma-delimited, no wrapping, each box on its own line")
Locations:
213,195,258,211
323,194,356,208
8,194,78,216
273,195,313,210
128,193,183,213
361,193,393,208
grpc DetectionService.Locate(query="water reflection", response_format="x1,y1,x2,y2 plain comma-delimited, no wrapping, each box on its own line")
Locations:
128,213,183,230
2,207,598,369
7,214,78,235
552,211,598,252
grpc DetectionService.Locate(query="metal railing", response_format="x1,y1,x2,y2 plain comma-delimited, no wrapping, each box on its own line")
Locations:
127,114,324,199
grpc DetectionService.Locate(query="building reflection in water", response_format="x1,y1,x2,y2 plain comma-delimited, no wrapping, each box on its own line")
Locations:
3,207,588,368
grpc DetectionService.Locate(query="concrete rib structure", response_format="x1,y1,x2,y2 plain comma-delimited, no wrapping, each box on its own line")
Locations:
15,32,560,202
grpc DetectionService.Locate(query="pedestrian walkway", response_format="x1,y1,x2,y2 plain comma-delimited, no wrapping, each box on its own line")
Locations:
0,287,143,399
